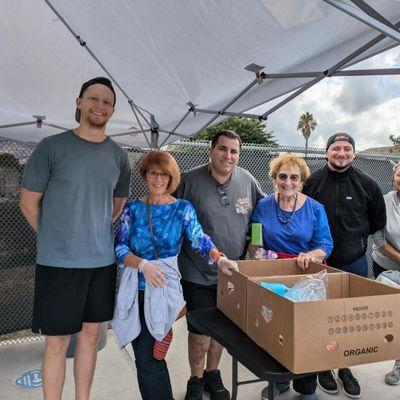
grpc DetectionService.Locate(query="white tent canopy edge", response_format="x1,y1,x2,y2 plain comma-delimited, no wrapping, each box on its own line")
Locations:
1,0,399,149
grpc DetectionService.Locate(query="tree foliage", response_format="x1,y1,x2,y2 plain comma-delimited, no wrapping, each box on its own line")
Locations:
389,134,400,152
0,152,20,169
195,117,278,146
297,112,317,157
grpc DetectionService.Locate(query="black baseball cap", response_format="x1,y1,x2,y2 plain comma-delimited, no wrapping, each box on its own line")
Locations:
326,133,355,151
75,77,116,123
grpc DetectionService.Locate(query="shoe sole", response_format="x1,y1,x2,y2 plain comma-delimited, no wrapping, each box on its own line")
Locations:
385,379,400,386
260,384,290,400
337,377,361,398
317,380,339,394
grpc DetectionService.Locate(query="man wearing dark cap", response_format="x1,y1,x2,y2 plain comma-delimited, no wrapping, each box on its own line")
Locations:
20,77,131,399
302,132,386,399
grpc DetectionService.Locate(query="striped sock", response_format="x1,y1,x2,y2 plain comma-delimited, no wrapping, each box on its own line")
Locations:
153,328,173,360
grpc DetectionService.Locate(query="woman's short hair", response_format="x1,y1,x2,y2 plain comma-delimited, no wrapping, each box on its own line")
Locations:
269,154,310,182
140,151,181,194
392,161,400,174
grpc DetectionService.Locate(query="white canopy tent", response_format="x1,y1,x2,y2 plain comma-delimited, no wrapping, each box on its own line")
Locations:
1,0,400,148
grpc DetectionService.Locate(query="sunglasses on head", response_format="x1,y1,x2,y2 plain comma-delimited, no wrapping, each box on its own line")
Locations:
277,173,301,182
217,186,230,206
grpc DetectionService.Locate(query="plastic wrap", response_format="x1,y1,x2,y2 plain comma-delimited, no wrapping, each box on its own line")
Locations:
254,248,278,260
376,270,400,288
285,270,328,302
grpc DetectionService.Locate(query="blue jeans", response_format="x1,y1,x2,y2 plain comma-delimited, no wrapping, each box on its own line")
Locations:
335,255,368,277
131,291,173,400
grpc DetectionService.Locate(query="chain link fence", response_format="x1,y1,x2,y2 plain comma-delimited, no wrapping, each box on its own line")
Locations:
1,138,399,344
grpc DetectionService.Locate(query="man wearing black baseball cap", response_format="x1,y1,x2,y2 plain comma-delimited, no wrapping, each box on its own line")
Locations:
303,132,386,399
20,77,131,399
74,76,116,124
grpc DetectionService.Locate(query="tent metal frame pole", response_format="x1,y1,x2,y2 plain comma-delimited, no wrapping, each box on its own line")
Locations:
159,129,186,139
109,129,151,138
43,122,69,130
262,76,324,119
158,110,192,148
178,63,400,125
323,0,400,43
264,72,322,78
261,19,400,120
189,78,259,138
264,68,400,79
332,68,400,76
43,0,153,146
0,121,68,131
188,108,261,120
0,122,37,129
128,100,151,147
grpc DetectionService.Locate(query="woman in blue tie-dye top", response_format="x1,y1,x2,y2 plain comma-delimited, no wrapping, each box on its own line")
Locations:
114,151,238,400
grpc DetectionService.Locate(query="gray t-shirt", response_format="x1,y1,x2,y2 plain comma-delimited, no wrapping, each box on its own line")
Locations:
176,165,264,285
372,191,400,271
22,130,131,268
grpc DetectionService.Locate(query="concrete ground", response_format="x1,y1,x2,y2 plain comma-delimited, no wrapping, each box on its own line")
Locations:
0,318,399,400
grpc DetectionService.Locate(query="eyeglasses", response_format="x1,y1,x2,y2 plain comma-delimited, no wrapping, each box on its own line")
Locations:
276,173,301,182
147,171,170,180
217,186,230,206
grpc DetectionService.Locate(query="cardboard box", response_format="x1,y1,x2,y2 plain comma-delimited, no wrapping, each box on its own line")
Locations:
246,273,400,373
217,259,341,331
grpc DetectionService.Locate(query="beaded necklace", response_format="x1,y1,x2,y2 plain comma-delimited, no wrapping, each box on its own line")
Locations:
276,193,298,227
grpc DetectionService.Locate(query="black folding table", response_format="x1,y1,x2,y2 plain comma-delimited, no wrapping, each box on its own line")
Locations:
187,307,314,400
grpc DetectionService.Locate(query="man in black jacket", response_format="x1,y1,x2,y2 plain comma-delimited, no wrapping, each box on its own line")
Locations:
302,132,386,399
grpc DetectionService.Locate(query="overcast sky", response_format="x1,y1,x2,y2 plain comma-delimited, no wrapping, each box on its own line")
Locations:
252,46,400,151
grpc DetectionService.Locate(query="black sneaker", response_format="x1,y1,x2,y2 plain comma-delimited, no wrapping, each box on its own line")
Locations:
261,381,290,399
203,369,230,400
338,368,361,398
185,376,204,400
317,370,338,393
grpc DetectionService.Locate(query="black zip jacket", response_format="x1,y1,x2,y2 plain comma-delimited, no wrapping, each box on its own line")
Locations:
302,165,386,267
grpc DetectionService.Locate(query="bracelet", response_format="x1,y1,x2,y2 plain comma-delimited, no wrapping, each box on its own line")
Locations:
138,259,147,272
216,253,226,266
212,251,224,263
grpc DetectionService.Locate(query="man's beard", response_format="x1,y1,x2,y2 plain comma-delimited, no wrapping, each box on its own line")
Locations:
330,161,352,171
88,120,107,130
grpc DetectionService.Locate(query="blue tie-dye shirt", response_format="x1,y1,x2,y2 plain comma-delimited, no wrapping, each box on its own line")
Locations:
115,199,216,290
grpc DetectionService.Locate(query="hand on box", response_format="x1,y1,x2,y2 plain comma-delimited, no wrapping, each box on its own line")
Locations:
139,260,167,287
217,256,239,276
296,252,316,270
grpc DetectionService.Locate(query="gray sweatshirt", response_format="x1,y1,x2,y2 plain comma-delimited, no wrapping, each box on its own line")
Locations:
111,256,185,347
372,191,400,271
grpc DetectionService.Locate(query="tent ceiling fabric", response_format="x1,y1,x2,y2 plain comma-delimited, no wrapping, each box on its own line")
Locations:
1,0,399,148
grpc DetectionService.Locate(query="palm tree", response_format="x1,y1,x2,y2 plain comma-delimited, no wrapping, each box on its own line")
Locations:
297,112,317,158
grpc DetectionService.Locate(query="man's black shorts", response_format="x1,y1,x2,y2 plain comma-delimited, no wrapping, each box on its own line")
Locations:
32,263,117,336
181,280,217,335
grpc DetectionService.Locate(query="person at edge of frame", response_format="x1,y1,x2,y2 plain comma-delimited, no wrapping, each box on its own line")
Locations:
372,161,400,386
